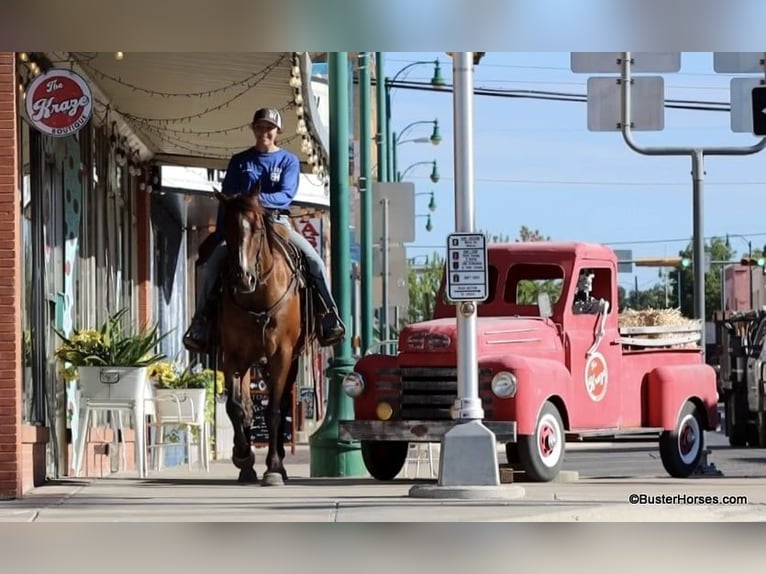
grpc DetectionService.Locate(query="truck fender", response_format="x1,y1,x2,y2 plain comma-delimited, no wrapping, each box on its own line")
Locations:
644,364,718,431
487,354,572,436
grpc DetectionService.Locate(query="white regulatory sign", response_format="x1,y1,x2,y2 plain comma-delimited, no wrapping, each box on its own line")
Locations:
446,233,488,302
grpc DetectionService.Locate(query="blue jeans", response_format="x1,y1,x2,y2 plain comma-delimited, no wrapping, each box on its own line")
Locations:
195,215,335,315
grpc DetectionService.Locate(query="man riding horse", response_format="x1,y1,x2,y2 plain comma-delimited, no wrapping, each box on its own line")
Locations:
183,107,346,353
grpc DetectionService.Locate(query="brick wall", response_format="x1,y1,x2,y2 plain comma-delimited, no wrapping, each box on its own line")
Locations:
0,53,22,499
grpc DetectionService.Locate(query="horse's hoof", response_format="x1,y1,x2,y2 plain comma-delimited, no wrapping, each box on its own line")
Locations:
237,468,259,484
261,472,285,487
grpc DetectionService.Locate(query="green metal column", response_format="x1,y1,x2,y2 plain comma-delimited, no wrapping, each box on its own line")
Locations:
385,77,394,182
309,51,365,477
359,52,374,354
375,53,387,183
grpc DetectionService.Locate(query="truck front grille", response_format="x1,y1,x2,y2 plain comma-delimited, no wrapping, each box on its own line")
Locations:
399,367,492,420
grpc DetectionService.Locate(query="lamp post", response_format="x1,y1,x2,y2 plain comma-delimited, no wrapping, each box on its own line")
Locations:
385,59,445,181
398,160,439,184
392,119,441,180
359,52,374,358
309,52,365,477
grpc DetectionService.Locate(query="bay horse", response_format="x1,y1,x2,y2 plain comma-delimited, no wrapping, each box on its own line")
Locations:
213,186,314,486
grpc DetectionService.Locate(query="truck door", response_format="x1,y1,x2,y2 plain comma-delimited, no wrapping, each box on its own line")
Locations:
746,318,766,435
565,266,623,429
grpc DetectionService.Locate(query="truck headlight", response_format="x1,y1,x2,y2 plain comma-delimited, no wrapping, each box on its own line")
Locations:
491,371,517,398
342,372,365,398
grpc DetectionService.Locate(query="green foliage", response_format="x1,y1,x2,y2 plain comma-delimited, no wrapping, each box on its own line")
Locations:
669,236,735,319
406,226,552,326
407,252,444,325
54,308,169,368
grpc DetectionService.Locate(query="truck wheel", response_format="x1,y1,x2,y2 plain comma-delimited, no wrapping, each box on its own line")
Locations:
659,401,704,478
361,441,408,481
517,401,565,482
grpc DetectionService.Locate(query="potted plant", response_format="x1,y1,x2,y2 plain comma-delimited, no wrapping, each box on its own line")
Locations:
149,361,223,426
148,361,223,466
54,308,168,401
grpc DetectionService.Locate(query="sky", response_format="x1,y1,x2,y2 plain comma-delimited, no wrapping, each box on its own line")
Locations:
386,51,766,296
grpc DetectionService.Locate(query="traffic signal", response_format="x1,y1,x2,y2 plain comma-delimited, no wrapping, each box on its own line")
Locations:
680,258,691,268
740,257,766,266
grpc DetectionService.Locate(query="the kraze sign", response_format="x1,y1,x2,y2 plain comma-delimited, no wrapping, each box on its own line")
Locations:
25,69,93,137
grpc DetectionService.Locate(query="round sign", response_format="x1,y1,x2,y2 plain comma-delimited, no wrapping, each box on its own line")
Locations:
584,352,608,402
25,69,93,137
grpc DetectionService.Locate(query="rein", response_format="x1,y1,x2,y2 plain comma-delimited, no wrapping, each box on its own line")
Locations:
227,218,300,348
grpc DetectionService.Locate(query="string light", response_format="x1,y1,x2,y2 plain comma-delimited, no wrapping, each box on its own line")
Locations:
114,51,124,61
77,53,286,100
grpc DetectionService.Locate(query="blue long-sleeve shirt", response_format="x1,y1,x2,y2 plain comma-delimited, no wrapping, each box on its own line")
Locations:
213,147,300,240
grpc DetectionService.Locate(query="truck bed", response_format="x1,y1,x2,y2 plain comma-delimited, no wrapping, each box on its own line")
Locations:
617,322,701,351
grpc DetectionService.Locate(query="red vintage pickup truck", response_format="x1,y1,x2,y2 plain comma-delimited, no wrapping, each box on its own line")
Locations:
339,242,719,482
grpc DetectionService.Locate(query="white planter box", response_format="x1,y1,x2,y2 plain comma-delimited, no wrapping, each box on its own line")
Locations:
77,366,152,404
154,388,207,425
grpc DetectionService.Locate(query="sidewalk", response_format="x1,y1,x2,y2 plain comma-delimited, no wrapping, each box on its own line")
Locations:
2,444,765,522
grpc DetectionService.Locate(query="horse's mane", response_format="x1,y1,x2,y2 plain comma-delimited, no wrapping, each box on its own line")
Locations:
226,191,266,220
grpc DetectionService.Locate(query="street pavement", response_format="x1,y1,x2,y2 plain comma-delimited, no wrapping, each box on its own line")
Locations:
2,432,765,522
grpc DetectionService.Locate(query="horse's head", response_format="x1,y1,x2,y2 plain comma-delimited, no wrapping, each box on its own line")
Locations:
215,183,269,294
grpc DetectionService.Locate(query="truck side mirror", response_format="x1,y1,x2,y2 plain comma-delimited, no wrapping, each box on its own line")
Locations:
761,361,766,382
538,292,553,319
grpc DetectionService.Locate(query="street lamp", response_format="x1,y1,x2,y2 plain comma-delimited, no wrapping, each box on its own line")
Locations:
416,191,437,212
392,119,441,178
398,160,439,183
416,213,433,232
385,59,445,180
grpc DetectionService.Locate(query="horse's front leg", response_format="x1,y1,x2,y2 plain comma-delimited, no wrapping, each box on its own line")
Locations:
224,361,257,483
261,352,293,486
276,358,300,465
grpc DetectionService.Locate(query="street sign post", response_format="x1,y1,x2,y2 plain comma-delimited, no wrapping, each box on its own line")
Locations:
571,52,681,73
445,233,489,301
573,52,766,353
730,78,765,133
614,249,634,274
410,53,519,499
587,77,664,132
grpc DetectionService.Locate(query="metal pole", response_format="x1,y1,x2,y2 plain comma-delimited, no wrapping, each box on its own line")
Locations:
351,263,362,357
692,150,706,349
392,132,398,181
749,240,753,309
721,266,725,311
620,51,766,356
385,82,394,183
309,52,364,477
375,53,387,183
359,52,374,353
419,52,501,492
452,52,483,421
381,198,390,350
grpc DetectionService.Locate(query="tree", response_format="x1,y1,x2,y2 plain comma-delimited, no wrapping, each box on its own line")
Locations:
406,226,551,326
670,236,735,320
406,252,444,325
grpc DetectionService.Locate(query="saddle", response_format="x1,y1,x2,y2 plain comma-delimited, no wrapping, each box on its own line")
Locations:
203,231,319,354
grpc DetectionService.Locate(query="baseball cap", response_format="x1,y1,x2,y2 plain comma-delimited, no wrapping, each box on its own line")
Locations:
252,107,282,130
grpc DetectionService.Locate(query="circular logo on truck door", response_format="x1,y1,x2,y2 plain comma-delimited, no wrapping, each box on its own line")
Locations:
584,352,608,402
25,69,93,137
